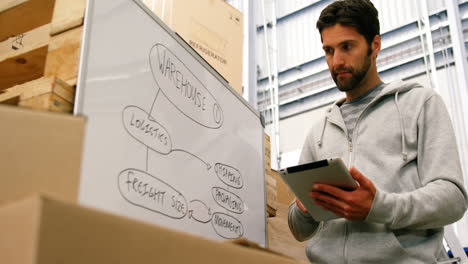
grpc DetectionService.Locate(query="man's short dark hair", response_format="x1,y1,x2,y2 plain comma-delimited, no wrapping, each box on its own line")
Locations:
316,0,380,45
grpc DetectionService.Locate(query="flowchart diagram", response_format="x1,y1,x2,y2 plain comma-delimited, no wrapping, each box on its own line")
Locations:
77,0,265,246
117,43,246,239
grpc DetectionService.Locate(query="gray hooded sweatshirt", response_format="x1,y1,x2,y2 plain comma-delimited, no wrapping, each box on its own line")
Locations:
288,80,468,264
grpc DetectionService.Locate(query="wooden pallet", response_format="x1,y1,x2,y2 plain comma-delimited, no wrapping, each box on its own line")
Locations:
0,0,85,91
0,76,75,113
0,0,85,37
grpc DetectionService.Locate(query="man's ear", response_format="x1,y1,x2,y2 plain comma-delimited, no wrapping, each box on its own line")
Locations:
371,35,381,58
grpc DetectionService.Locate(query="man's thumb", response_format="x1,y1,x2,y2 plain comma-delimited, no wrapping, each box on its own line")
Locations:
349,166,367,186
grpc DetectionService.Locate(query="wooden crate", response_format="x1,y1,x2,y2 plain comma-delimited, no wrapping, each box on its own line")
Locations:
0,0,85,91
0,76,75,112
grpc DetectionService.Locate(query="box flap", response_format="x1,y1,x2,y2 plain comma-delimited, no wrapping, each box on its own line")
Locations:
0,194,302,264
0,105,85,204
0,194,44,264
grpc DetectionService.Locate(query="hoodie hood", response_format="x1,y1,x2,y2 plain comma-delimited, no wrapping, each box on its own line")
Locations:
379,79,424,97
318,80,425,161
329,80,423,109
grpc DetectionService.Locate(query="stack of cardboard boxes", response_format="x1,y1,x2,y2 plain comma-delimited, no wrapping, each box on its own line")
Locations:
264,134,309,261
265,133,278,217
0,0,307,262
0,193,303,264
0,105,299,263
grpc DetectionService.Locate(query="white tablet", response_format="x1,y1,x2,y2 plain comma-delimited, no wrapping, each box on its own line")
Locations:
278,158,357,221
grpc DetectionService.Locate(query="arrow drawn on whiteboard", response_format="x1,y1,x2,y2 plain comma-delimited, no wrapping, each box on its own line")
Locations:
148,88,161,119
171,149,211,170
188,199,212,223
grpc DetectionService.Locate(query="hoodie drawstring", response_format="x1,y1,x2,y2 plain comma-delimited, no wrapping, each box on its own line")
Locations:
394,92,408,161
317,116,328,147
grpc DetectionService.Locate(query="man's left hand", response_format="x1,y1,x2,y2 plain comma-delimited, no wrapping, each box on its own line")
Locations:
310,167,376,220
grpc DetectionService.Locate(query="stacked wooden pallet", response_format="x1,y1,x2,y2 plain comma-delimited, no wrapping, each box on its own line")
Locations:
0,0,85,112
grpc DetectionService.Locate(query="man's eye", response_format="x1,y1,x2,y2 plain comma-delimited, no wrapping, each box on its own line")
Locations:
324,48,333,55
343,44,352,50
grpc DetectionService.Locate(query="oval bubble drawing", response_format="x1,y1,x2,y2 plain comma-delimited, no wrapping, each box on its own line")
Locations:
211,212,244,239
149,43,224,129
118,168,187,219
211,187,244,214
214,163,243,189
122,105,172,154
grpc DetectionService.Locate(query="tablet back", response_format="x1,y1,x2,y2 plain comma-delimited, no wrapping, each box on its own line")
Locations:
279,158,357,221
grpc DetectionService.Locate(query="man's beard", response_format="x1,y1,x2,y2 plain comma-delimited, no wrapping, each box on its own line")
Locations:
332,53,372,92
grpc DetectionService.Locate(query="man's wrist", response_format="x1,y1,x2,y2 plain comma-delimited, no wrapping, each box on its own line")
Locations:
364,188,393,225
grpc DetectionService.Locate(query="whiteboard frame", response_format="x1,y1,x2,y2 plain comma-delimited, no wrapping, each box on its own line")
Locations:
74,0,268,246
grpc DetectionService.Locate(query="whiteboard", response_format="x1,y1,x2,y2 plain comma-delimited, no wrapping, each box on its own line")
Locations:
75,0,266,246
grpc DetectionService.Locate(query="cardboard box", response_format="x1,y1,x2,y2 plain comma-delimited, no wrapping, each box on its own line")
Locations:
0,194,302,264
0,105,85,204
267,203,309,262
273,168,296,206
143,0,243,95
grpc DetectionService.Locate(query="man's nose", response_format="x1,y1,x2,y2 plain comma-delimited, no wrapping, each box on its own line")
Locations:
332,51,345,68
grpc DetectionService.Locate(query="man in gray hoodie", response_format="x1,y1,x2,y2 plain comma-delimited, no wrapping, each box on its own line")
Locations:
288,0,468,263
